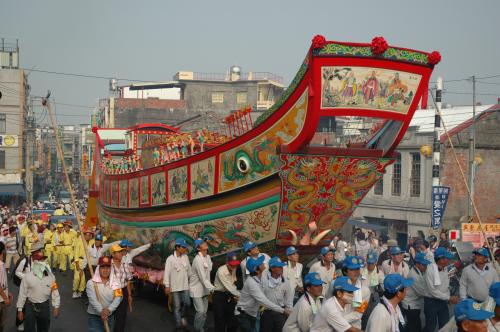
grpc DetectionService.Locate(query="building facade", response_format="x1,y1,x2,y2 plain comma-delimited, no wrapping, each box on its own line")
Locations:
440,103,500,229
95,67,284,131
0,39,28,205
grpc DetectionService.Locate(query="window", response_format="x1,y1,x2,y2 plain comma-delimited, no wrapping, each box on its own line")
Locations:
374,177,384,195
410,153,421,197
236,92,247,104
211,92,224,103
0,114,5,133
391,153,401,196
0,150,5,169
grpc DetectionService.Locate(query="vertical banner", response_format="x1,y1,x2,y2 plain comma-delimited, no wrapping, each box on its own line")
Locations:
431,186,450,229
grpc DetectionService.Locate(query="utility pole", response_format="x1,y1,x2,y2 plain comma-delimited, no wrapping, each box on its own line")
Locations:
25,97,34,206
467,76,476,221
433,77,442,187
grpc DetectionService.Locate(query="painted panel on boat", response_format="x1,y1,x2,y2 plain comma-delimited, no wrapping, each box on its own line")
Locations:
140,176,149,205
111,180,118,207
168,166,188,203
151,172,167,206
321,66,421,114
119,180,128,208
219,89,308,192
277,154,393,245
129,178,139,208
190,157,215,200
101,201,280,258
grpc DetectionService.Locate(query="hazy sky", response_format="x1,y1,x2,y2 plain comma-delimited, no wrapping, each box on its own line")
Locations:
1,0,500,125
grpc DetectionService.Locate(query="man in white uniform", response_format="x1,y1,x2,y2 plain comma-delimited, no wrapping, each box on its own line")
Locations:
283,246,303,302
310,276,361,332
240,241,270,282
365,273,414,332
283,272,324,332
309,247,336,298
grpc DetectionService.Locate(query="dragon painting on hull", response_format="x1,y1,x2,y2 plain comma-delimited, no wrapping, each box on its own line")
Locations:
89,36,440,276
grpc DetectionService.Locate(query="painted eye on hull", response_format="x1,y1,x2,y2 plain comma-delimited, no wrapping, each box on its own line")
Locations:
237,156,251,174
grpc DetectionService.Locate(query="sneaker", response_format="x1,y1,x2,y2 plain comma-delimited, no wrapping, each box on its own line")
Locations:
77,292,82,298
18,323,24,331
72,292,78,298
181,318,188,327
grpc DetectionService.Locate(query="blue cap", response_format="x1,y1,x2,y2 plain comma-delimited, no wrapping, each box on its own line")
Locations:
367,252,378,264
383,274,414,293
474,247,489,258
434,247,454,260
454,298,493,323
175,238,189,248
95,234,103,241
390,246,404,255
343,256,362,270
320,246,334,256
489,282,500,306
286,246,298,256
333,276,359,292
269,256,286,268
246,255,265,273
414,252,431,265
304,272,325,286
243,241,257,253
194,238,205,249
119,239,133,247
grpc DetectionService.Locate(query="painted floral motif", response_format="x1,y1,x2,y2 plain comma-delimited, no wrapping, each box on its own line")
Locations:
99,201,280,259
318,44,429,65
140,176,149,205
129,178,139,208
190,157,215,199
321,66,421,114
119,180,128,208
168,167,188,203
151,172,166,206
220,90,308,192
277,155,393,246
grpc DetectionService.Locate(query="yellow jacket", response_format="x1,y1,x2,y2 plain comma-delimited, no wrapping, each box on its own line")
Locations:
24,232,41,253
43,230,55,252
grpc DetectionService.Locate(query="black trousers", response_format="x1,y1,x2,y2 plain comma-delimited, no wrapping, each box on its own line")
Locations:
213,291,237,332
25,300,50,332
402,307,422,332
113,286,129,332
260,310,286,332
423,297,449,332
236,312,256,332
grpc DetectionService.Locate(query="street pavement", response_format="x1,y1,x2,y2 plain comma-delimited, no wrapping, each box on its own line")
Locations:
4,270,214,332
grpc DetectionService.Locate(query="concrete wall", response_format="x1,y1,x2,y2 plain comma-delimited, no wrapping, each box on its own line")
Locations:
181,80,260,112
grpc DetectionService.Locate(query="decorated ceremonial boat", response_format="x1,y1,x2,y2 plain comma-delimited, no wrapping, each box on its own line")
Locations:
88,35,440,279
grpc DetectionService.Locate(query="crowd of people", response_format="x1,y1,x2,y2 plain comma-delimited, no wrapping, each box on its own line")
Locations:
0,201,499,332
159,231,500,332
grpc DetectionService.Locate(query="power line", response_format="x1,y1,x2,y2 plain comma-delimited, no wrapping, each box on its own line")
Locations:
24,68,159,83
443,91,499,96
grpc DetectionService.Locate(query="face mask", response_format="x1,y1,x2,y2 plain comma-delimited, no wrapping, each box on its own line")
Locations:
342,292,354,304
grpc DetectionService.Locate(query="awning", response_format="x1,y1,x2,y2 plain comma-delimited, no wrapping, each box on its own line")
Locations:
347,218,386,231
0,184,26,197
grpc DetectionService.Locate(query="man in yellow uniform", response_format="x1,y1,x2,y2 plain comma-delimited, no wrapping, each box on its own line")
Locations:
72,227,94,298
20,221,33,255
53,224,64,272
43,224,57,268
23,222,40,254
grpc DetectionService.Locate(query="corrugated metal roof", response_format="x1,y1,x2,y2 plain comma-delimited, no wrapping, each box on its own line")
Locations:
409,104,494,133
